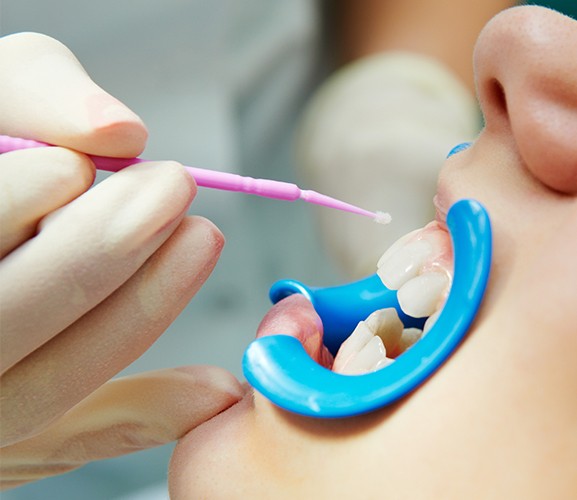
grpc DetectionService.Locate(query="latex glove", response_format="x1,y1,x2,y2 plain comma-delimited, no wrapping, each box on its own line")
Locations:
296,52,480,278
0,33,243,490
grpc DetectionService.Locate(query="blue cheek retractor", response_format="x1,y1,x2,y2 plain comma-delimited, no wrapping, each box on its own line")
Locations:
242,199,492,418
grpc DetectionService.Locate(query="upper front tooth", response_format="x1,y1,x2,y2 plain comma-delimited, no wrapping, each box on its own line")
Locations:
377,239,433,289
397,272,450,318
376,229,421,269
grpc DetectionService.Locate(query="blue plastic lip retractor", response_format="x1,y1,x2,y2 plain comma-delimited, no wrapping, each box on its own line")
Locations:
242,199,492,418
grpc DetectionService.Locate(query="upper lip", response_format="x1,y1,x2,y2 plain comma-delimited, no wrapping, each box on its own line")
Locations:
433,193,448,224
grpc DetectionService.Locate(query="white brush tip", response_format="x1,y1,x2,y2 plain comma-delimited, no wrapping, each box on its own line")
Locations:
373,211,392,225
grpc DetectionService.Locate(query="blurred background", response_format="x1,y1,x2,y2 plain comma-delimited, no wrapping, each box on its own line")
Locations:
2,0,576,499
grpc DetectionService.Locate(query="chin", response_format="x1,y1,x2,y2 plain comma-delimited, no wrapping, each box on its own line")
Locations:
169,395,255,499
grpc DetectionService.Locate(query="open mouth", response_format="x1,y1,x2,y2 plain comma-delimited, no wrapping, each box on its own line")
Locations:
244,199,491,417
333,220,454,374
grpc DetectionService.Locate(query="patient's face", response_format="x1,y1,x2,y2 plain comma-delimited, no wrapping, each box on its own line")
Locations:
169,7,577,498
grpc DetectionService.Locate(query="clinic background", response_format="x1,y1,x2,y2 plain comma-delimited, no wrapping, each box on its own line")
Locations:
2,1,576,499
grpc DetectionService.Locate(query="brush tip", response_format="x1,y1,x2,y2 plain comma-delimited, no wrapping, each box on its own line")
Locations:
373,211,392,225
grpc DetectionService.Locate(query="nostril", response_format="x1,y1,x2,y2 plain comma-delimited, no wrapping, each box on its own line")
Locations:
489,78,508,116
477,76,510,131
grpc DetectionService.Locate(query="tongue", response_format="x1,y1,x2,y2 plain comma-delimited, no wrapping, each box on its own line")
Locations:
255,294,333,368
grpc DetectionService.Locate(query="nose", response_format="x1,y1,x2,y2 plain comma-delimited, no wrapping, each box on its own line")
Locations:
474,6,577,193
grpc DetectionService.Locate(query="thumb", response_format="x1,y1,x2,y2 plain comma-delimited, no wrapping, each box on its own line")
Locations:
0,366,244,490
0,32,147,157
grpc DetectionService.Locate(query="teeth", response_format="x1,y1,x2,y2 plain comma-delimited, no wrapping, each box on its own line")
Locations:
377,240,433,290
365,308,404,351
333,320,374,371
377,223,452,292
423,310,441,336
376,229,421,269
333,218,456,376
332,308,399,375
332,306,441,373
397,272,450,318
377,239,433,290
341,336,390,375
396,328,423,355
332,325,390,375
377,223,453,320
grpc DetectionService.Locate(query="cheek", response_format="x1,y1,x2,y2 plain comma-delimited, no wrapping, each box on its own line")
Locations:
506,79,577,194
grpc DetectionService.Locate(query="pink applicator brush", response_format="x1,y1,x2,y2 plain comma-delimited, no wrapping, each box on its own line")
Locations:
0,134,391,224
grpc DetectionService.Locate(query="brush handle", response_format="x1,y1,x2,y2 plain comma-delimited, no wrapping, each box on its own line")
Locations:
185,168,301,200
0,134,385,219
0,134,303,201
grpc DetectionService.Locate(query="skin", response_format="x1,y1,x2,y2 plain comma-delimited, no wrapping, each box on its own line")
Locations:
170,7,577,499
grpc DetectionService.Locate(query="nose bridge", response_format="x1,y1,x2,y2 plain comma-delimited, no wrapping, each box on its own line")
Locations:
503,9,569,90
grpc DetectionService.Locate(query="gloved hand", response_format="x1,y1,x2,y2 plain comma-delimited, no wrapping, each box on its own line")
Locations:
0,33,243,490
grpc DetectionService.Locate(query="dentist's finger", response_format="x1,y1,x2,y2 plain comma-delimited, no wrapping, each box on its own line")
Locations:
0,32,147,157
0,161,196,374
0,215,224,446
0,148,96,258
0,366,244,489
